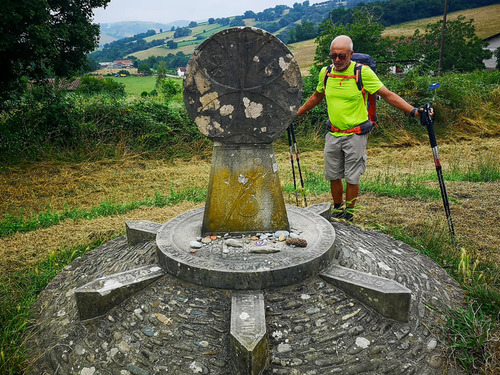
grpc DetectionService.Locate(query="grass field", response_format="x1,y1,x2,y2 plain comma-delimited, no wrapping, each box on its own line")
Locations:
104,75,183,96
383,4,500,39
108,75,157,95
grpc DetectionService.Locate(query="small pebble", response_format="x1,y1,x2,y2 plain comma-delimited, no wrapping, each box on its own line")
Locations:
201,237,212,244
142,327,156,337
225,238,243,247
274,230,290,238
190,240,202,249
194,341,209,348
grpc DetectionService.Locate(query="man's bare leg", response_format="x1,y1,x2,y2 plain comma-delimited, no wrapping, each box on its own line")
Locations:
330,180,344,205
345,182,359,208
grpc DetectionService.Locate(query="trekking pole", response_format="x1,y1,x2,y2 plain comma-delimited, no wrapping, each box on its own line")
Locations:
420,102,456,244
287,126,299,206
289,122,307,207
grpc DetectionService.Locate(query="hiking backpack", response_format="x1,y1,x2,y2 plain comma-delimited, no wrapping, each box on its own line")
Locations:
323,53,378,133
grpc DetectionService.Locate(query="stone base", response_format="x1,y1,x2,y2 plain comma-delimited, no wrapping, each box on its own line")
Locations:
28,218,466,375
157,206,336,290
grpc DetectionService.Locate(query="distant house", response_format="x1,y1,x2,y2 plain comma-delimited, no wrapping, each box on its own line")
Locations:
484,33,500,69
177,67,186,77
113,60,134,69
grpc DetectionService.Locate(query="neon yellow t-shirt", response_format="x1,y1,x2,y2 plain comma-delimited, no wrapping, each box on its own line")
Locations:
316,61,383,136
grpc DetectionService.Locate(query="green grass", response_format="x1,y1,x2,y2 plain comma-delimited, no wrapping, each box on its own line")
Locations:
0,187,207,238
0,239,107,374
108,76,157,96
283,168,451,202
283,150,499,202
444,152,500,182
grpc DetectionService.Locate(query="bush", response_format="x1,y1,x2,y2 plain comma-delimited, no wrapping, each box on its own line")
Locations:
0,86,203,163
73,74,126,97
296,69,500,144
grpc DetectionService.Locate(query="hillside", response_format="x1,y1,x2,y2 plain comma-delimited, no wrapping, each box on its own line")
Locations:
91,1,342,62
382,3,500,39
289,4,500,75
98,20,190,46
90,2,500,74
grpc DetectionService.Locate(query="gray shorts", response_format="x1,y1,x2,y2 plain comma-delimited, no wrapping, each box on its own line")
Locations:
324,132,368,184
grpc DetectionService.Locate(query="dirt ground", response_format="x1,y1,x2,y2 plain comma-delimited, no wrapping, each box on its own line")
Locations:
0,137,498,273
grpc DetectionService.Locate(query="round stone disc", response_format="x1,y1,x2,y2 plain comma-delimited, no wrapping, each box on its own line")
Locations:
183,27,303,144
156,206,335,289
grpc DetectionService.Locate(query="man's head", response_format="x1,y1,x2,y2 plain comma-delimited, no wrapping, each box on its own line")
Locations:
329,35,353,71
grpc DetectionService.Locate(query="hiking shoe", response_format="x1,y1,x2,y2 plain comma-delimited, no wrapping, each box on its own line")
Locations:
343,208,354,222
331,203,344,219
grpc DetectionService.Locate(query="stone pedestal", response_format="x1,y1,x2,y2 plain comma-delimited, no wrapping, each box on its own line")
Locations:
202,143,288,235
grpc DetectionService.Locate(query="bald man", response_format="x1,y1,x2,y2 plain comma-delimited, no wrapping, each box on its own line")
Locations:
297,35,426,222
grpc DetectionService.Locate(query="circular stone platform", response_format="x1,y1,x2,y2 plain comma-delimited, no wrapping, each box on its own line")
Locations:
28,219,465,375
156,206,336,290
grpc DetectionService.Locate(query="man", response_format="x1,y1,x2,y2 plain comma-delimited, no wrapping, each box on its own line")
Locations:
297,35,426,222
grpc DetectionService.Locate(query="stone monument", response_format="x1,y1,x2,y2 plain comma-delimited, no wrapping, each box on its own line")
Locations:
28,27,465,375
183,26,302,235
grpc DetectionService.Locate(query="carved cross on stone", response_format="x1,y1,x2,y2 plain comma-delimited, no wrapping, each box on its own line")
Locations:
183,27,303,235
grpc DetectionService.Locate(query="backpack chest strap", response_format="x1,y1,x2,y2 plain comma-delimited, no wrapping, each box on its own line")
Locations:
325,73,356,86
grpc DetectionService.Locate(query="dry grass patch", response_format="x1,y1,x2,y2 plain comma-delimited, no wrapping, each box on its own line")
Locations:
288,38,317,75
1,137,498,271
0,202,202,273
0,156,211,220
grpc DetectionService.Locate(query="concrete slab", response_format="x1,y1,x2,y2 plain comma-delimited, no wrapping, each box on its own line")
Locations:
75,265,165,320
320,263,411,322
305,202,332,221
230,292,268,375
126,220,162,246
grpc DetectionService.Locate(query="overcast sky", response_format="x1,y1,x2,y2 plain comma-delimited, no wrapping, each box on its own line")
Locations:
92,0,324,24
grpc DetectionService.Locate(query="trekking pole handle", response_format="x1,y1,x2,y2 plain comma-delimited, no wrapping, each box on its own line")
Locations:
420,102,437,148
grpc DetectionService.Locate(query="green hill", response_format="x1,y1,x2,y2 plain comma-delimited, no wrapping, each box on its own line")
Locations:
90,1,500,71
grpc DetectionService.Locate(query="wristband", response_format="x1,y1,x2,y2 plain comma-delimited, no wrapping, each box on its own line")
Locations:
410,108,418,118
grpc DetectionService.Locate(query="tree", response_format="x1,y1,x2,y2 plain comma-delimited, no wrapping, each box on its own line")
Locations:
189,21,198,28
158,79,181,100
0,0,111,100
314,9,390,69
289,21,317,43
156,61,168,86
418,16,492,73
166,40,178,49
174,27,192,38
230,16,245,27
244,11,256,19
138,64,152,76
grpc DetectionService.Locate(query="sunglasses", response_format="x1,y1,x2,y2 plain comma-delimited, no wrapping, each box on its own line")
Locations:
330,53,348,61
